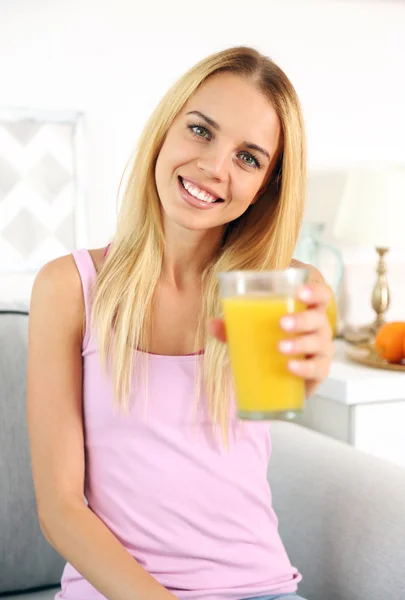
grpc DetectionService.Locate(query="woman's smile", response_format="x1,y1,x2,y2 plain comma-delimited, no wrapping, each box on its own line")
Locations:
178,176,225,211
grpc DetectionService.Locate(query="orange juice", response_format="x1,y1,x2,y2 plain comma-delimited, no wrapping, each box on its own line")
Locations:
222,295,306,418
326,289,338,338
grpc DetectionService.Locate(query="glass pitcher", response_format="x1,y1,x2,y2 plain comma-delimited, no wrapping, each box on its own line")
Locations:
294,222,343,294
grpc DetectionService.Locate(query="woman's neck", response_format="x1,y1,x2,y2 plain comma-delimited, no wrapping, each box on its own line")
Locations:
161,222,223,289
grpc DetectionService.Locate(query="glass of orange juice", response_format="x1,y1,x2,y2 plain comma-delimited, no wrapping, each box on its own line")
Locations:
218,268,310,421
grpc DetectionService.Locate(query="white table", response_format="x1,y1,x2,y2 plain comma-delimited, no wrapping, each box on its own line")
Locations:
294,340,405,468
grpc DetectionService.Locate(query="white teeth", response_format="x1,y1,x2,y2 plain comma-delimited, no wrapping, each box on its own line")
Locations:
182,179,216,203
197,190,209,202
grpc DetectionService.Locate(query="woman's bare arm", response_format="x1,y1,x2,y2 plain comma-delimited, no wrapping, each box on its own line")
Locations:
27,256,176,600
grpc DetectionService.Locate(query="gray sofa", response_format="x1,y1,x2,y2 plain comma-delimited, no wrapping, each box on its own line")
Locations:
1,308,405,600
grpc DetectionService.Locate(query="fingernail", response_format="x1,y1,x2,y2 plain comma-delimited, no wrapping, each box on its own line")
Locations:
279,340,294,353
280,316,295,331
298,287,312,302
289,360,301,374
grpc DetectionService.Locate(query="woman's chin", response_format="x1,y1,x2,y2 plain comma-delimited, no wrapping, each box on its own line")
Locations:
160,203,224,233
165,213,218,232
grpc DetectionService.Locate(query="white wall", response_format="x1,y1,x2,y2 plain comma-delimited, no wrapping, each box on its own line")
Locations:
1,0,404,326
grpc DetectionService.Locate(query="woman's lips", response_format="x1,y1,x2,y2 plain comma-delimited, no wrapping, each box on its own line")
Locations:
177,177,222,211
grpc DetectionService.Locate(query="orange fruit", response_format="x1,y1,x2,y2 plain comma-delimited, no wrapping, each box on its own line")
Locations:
374,322,405,363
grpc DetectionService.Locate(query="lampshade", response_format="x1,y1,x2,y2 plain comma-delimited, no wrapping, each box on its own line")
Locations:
333,163,405,249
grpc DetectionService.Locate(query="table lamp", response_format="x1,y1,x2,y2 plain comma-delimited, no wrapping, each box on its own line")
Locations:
333,162,405,343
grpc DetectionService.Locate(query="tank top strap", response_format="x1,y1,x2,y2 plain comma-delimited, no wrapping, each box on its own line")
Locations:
71,249,98,350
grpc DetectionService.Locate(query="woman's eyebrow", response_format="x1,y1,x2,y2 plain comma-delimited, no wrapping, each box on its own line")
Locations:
186,110,271,161
186,110,220,130
244,143,270,161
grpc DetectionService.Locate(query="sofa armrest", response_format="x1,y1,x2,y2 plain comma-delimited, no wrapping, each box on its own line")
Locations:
268,421,405,600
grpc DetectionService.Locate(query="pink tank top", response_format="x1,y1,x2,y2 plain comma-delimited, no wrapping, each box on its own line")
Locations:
56,249,301,600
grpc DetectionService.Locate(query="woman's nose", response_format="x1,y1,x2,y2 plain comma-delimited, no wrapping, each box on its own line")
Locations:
196,146,230,181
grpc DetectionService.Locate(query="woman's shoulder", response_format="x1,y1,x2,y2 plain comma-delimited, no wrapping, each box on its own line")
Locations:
29,247,108,342
35,247,106,281
31,248,107,309
87,247,107,274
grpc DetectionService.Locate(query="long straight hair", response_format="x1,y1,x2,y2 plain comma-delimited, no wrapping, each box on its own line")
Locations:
91,46,307,443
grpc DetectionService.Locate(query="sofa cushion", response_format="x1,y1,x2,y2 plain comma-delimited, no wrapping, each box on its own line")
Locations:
0,310,65,593
269,421,405,600
0,586,59,600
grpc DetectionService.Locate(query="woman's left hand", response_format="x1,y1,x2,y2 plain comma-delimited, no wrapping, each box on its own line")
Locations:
209,280,335,398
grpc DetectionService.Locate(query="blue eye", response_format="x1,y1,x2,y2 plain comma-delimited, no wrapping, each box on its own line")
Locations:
187,124,262,170
239,152,261,169
188,124,210,139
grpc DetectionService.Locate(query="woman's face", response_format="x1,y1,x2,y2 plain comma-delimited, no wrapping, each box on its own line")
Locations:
155,72,281,232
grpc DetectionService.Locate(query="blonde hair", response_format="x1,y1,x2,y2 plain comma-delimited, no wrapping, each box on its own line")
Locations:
91,46,306,443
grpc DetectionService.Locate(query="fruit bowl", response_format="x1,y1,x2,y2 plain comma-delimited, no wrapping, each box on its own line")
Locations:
346,343,405,372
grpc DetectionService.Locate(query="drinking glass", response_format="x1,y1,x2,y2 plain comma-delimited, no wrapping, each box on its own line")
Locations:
218,268,310,420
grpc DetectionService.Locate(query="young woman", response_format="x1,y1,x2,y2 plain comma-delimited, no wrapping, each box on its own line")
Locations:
27,46,333,600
